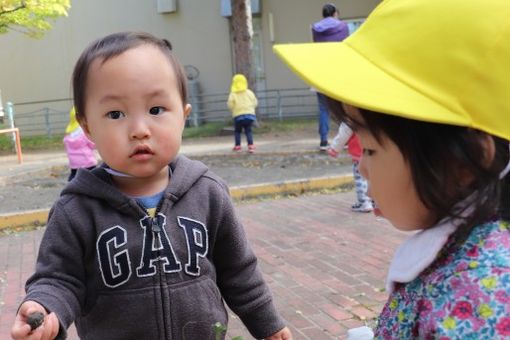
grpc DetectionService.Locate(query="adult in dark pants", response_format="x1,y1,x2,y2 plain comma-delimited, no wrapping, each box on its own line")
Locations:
311,3,349,150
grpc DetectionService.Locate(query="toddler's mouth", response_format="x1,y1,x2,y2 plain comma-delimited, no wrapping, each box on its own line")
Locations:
130,145,154,157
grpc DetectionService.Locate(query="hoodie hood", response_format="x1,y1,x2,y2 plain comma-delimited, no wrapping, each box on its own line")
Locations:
62,155,209,213
312,17,349,42
231,74,248,93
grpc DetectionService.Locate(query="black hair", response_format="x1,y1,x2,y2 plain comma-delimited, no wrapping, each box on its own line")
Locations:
499,176,510,220
327,98,510,232
72,31,187,124
322,3,338,18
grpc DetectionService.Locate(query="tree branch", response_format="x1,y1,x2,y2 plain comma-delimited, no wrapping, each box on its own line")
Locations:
0,3,27,16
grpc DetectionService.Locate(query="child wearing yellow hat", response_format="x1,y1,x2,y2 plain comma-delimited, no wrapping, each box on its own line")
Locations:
274,0,510,338
227,74,258,153
63,107,97,181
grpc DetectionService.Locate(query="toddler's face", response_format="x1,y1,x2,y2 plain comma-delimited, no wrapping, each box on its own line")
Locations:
343,105,434,231
81,44,191,179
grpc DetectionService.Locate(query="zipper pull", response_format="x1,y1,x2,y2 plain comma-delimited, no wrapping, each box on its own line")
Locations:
151,217,161,233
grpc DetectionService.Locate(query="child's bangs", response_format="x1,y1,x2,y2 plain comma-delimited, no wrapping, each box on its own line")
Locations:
325,97,366,131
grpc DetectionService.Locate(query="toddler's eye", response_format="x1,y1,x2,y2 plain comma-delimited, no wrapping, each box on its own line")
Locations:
106,111,125,120
149,106,165,115
363,148,375,156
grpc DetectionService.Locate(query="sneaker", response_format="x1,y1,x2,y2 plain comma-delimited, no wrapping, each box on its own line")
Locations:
232,145,241,152
248,144,256,153
319,140,329,151
351,201,373,213
351,202,362,210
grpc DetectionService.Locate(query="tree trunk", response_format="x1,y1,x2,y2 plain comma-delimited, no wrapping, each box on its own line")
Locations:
231,0,255,90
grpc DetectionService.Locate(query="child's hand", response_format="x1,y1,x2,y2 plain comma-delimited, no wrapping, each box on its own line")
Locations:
265,326,293,340
11,301,59,340
327,147,339,158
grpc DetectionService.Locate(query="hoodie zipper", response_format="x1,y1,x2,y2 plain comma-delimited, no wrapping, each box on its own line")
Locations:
133,198,171,339
151,199,172,339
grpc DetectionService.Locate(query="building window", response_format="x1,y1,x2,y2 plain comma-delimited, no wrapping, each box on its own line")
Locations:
221,0,261,17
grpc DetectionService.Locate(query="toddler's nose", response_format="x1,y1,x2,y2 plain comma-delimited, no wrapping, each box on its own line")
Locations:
129,117,150,140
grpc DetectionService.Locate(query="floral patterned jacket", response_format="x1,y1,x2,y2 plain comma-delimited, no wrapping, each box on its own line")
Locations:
375,220,510,339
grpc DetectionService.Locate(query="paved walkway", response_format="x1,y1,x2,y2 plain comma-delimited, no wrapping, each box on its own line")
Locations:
0,191,407,339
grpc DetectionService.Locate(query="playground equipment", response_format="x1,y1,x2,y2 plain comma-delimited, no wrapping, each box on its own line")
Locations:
0,91,23,164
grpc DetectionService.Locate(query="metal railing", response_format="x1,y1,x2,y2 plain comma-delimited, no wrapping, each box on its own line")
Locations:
4,98,72,137
191,88,319,126
6,88,320,136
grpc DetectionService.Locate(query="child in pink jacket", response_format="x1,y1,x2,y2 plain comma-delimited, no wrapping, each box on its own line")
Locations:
63,107,97,181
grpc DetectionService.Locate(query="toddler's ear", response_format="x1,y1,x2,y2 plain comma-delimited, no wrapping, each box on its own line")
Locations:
184,104,192,118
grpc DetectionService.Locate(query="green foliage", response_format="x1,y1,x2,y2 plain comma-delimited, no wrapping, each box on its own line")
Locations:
183,117,316,139
213,322,243,340
213,322,227,340
183,122,225,139
0,0,70,37
0,133,62,154
256,117,317,133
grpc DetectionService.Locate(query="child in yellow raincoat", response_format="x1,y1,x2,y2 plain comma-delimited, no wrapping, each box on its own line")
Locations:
227,74,258,153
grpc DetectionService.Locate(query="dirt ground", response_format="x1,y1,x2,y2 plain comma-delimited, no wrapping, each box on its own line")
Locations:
0,120,352,215
0,151,350,214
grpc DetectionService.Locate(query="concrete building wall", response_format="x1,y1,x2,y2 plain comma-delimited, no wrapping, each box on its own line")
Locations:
0,0,380,107
0,0,233,105
261,0,381,90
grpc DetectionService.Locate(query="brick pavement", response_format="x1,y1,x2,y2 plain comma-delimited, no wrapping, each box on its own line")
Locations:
0,191,408,339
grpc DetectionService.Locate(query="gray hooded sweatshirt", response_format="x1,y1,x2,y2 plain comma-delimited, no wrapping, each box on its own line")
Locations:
23,155,285,339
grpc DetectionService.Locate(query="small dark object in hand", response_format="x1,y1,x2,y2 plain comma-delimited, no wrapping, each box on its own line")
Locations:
27,311,44,331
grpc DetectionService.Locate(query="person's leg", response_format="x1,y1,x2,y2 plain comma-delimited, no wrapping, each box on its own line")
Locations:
244,120,254,146
353,161,365,204
352,161,373,212
317,93,330,149
243,120,256,153
233,119,242,150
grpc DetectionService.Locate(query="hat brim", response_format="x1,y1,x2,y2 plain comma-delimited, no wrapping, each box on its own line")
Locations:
273,42,470,127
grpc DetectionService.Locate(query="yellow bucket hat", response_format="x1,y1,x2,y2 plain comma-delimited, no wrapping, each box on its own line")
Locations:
231,74,248,93
65,107,80,134
273,0,510,141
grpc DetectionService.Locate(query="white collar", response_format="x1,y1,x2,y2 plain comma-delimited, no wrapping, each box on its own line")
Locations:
386,220,457,294
386,199,475,294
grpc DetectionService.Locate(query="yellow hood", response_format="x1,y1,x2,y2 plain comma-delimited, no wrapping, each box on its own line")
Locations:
230,74,248,93
65,107,80,134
